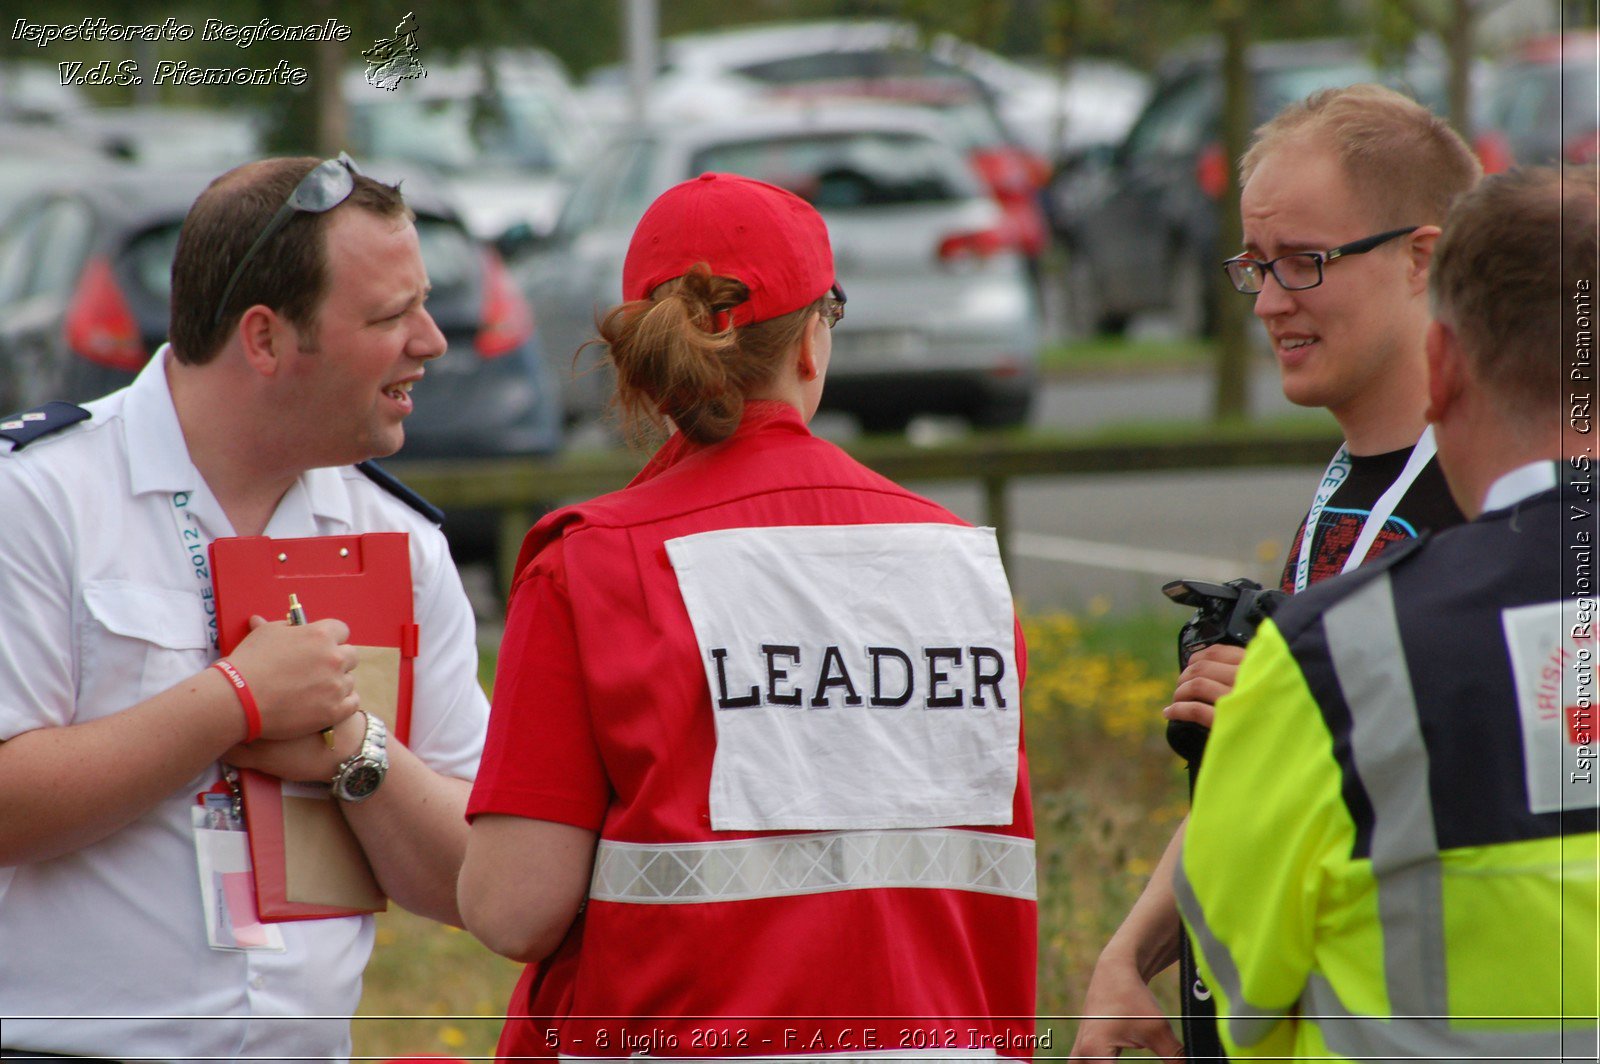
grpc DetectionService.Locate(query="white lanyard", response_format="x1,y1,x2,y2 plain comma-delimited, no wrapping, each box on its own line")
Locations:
1293,426,1437,594
169,490,221,651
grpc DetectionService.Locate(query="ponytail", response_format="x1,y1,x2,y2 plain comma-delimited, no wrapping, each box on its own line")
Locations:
595,262,820,446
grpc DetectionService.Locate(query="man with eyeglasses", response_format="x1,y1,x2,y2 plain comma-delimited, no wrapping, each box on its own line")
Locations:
0,157,489,1061
1070,84,1481,1063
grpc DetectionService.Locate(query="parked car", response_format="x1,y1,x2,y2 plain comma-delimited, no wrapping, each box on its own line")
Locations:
0,62,89,123
648,22,1053,268
930,35,1151,161
1476,32,1600,169
0,123,126,220
1050,36,1472,337
346,49,596,241
516,103,1041,432
60,105,265,170
0,166,562,563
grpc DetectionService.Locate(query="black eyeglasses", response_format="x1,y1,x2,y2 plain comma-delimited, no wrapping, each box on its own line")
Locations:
1222,226,1418,295
212,152,363,326
821,281,847,328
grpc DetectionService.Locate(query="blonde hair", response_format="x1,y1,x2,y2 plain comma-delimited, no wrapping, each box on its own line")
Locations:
1430,166,1598,424
595,263,822,446
1241,83,1482,229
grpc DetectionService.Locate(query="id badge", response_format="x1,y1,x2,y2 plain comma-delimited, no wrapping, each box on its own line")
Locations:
191,794,285,952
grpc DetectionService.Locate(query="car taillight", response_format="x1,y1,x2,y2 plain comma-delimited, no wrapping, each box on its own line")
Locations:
475,248,535,359
1566,130,1599,164
971,148,1041,200
1473,130,1515,174
64,256,146,371
1195,142,1228,201
937,228,1010,262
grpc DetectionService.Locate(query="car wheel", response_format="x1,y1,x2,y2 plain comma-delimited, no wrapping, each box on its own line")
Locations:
1064,246,1125,337
968,388,1034,430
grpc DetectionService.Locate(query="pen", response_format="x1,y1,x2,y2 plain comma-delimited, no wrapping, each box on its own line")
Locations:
287,594,337,749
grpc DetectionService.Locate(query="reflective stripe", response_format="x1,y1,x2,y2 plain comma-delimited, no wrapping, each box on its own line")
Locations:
1304,972,1596,1062
590,829,1036,904
1171,862,1288,1047
1324,575,1449,1019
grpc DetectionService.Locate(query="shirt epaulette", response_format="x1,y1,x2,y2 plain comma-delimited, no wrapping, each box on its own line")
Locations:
355,460,445,525
0,402,91,451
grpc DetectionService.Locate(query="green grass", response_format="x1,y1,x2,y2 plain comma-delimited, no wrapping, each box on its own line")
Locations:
356,610,1188,1059
1041,334,1215,374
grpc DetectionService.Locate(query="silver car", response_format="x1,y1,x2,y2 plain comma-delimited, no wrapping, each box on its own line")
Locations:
517,104,1041,432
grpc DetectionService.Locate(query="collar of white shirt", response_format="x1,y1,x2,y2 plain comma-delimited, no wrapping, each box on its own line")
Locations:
123,345,355,533
1481,459,1558,514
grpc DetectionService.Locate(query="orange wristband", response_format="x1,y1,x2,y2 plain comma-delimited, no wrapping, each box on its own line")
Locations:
211,660,261,743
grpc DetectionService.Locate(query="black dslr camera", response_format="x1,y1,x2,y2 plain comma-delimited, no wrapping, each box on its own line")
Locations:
1161,577,1287,768
1163,577,1287,1063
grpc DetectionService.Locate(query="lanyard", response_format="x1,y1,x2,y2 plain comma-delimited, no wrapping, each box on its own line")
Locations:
169,490,221,651
1293,426,1437,594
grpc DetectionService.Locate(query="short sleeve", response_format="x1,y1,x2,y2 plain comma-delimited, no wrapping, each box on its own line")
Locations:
404,527,490,781
0,460,77,740
468,536,608,830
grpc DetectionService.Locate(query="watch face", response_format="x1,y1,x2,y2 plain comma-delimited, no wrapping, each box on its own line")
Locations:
341,762,384,799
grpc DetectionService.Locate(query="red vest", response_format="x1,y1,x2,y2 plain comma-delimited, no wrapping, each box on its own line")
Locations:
475,404,1037,1059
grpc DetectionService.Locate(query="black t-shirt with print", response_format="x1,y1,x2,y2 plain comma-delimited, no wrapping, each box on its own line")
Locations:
1277,445,1467,592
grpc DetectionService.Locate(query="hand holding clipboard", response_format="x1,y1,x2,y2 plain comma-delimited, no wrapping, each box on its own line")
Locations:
210,532,419,921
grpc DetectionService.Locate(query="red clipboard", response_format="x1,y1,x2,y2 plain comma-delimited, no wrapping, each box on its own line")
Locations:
210,532,417,922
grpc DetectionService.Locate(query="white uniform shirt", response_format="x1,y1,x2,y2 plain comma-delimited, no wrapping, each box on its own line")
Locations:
0,350,489,1061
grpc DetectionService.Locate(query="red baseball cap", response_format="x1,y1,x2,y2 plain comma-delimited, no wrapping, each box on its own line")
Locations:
622,172,835,326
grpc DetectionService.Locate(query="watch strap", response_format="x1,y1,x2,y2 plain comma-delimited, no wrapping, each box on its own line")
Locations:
331,711,389,802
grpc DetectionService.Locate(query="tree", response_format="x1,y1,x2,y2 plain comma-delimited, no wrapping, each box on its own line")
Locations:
1212,0,1253,422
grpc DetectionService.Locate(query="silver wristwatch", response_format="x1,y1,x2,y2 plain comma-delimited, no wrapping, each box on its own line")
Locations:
331,712,389,803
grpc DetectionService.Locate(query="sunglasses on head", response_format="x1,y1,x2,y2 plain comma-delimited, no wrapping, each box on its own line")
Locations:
212,152,363,327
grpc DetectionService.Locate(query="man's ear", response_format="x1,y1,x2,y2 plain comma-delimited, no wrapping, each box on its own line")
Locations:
1406,224,1442,295
236,305,288,377
1424,318,1463,425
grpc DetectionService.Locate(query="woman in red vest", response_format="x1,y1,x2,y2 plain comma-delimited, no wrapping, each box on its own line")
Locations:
459,172,1038,1062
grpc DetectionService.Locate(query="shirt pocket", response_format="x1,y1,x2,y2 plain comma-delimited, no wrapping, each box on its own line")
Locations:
81,580,213,707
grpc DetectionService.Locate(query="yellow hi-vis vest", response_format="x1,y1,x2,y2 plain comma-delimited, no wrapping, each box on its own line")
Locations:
1177,480,1598,1061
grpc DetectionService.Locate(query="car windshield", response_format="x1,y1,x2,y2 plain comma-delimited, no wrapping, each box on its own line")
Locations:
691,131,977,208
351,91,578,174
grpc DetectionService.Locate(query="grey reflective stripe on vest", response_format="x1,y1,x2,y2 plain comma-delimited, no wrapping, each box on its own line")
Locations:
1319,576,1590,1058
1304,972,1596,1063
1172,862,1288,1047
1324,574,1450,1019
590,829,1036,904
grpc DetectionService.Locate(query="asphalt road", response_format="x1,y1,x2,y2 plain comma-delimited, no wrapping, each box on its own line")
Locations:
807,361,1331,614
985,362,1328,614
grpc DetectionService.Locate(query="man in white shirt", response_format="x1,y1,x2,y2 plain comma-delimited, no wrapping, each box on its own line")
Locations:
0,156,489,1060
